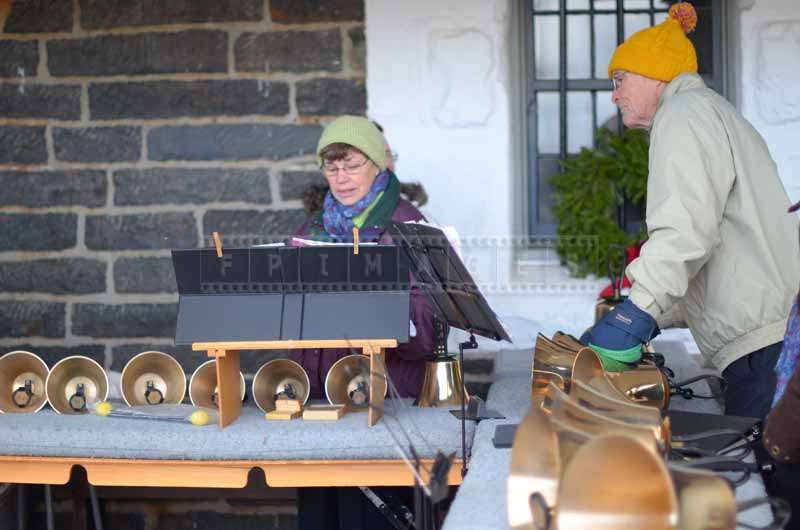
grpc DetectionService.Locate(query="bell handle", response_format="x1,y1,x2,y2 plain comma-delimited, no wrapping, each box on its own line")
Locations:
12,380,34,408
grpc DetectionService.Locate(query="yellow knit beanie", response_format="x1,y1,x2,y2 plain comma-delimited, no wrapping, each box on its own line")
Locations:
608,2,698,82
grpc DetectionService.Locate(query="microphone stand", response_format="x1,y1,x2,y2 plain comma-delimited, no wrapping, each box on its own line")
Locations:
458,333,478,477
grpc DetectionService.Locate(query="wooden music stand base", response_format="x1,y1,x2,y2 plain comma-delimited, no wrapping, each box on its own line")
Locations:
191,339,397,428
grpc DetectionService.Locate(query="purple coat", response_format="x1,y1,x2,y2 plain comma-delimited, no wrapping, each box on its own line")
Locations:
291,199,435,400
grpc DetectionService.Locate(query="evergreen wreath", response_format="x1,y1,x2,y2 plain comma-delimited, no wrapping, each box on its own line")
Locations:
551,127,649,277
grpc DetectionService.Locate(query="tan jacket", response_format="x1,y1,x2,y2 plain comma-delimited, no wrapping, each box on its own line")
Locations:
627,73,799,371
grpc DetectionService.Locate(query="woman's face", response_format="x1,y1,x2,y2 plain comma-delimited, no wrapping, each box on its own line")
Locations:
322,149,380,206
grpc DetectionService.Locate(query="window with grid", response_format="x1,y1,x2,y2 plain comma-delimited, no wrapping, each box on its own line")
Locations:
523,0,726,236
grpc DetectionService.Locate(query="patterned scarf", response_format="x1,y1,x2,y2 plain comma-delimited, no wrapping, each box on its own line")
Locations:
773,294,800,407
322,170,390,242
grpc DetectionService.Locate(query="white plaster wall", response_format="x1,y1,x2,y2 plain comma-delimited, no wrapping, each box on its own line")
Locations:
365,0,601,338
738,0,800,204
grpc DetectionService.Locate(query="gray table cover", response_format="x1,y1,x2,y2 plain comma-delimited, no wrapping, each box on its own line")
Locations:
0,399,474,462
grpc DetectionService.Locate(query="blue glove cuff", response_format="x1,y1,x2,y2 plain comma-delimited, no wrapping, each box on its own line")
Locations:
602,299,660,343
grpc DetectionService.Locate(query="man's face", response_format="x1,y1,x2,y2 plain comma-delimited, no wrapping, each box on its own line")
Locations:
322,149,379,206
611,71,664,130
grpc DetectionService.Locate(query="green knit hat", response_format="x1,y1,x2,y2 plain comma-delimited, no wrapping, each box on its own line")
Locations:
316,116,387,171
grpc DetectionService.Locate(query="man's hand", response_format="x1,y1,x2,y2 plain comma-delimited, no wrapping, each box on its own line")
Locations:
581,299,660,370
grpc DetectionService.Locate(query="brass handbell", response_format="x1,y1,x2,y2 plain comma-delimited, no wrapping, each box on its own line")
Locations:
542,381,667,454
552,434,736,530
0,350,49,413
252,358,310,413
553,434,678,530
46,356,109,414
507,399,663,530
508,405,560,530
416,357,469,408
120,351,186,406
188,359,246,408
537,333,670,409
325,354,386,408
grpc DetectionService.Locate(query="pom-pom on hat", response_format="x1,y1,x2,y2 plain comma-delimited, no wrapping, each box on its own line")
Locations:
608,2,698,82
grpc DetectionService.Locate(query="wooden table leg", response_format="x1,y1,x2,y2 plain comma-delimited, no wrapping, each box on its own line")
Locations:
213,349,242,428
368,348,386,427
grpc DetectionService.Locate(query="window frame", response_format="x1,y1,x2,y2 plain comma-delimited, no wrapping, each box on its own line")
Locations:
522,0,727,237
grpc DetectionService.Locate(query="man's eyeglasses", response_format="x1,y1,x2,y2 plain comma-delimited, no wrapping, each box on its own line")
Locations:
612,71,627,91
322,157,370,177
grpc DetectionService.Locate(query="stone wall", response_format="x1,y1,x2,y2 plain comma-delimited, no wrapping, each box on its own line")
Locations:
0,0,365,377
0,1,365,527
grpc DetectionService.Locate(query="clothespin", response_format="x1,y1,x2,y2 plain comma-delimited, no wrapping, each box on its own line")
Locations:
352,226,359,255
212,231,223,258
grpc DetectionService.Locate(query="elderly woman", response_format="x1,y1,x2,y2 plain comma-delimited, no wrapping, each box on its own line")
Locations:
291,116,435,530
291,115,435,401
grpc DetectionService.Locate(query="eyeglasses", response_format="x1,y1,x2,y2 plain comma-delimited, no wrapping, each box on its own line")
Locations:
322,157,370,177
612,71,627,91
386,150,398,162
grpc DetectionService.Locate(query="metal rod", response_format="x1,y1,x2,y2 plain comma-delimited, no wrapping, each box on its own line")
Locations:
89,485,104,530
44,485,54,530
16,484,26,530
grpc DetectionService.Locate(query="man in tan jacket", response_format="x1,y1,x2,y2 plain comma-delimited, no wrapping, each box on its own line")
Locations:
583,2,799,421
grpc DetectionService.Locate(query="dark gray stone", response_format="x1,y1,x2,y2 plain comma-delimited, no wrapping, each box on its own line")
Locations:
48,31,227,77
114,168,271,206
269,0,363,23
114,257,177,294
85,213,197,250
348,27,365,72
0,259,106,294
296,78,365,116
0,126,46,164
148,124,321,162
158,512,285,530
111,343,194,373
3,345,106,370
0,84,80,120
0,41,39,78
90,80,288,120
0,170,106,208
81,0,262,29
0,213,77,251
280,170,325,201
234,29,341,73
3,0,72,33
53,126,141,163
203,209,306,244
72,303,177,338
0,301,65,338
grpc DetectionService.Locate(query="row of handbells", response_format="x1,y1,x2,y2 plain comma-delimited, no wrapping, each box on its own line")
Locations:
0,349,365,415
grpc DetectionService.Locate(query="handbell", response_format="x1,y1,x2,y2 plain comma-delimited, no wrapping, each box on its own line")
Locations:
188,359,246,408
553,434,678,530
416,357,469,408
46,356,109,414
0,350,49,413
325,354,386,408
508,405,560,530
252,359,310,413
120,351,186,406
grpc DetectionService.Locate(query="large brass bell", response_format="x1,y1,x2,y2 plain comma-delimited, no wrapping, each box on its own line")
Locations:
252,359,310,413
120,351,186,406
46,356,108,414
0,350,49,413
416,357,469,408
188,360,246,408
553,434,678,530
508,405,560,530
325,354,386,408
